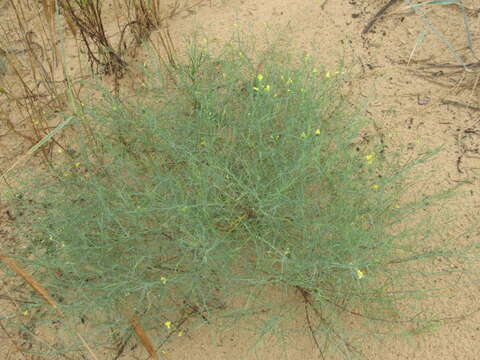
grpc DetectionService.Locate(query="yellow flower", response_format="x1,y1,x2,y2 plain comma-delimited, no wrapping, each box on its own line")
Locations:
315,129,321,136
74,162,81,167
393,204,401,209
300,131,307,138
356,269,365,279
253,87,259,92
312,68,318,73
264,84,271,92
165,321,172,329
325,72,331,78
365,154,375,165
257,74,263,81
23,310,29,316
160,276,167,284
372,184,379,190
286,78,293,84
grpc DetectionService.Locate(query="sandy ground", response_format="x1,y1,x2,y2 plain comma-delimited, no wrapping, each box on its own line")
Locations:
1,0,479,359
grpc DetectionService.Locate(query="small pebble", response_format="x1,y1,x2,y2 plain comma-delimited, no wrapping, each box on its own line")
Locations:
417,97,430,105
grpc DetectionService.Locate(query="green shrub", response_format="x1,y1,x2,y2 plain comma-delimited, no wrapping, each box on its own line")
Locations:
4,38,465,358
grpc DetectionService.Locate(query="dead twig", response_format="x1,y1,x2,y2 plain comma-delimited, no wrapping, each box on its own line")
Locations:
362,0,399,35
441,99,480,112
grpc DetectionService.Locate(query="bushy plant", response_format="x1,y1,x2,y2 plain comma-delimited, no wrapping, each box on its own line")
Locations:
4,38,465,358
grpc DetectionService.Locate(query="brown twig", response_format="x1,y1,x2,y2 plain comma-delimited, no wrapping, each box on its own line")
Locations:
362,0,399,34
441,99,480,112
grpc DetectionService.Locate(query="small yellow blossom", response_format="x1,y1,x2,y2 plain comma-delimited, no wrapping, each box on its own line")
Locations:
23,310,29,316
264,84,271,92
325,72,331,78
165,321,172,329
372,184,379,190
356,269,365,279
75,162,81,167
286,78,293,84
312,68,318,73
300,131,307,138
315,129,321,136
257,74,263,81
160,276,167,284
63,172,71,178
365,154,375,165
253,87,259,92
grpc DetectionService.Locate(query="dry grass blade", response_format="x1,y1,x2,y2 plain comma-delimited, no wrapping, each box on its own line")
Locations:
39,0,56,32
130,315,160,360
0,252,100,360
0,252,58,309
1,116,73,180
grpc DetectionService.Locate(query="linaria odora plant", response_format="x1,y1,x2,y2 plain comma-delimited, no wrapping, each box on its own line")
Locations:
4,38,461,358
